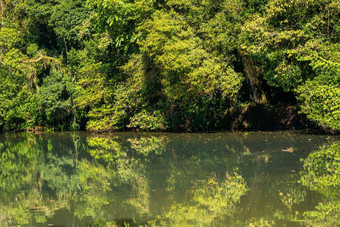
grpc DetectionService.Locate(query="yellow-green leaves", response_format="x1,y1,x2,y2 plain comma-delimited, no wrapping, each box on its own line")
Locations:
272,61,302,91
298,81,340,130
1,0,339,132
132,8,243,101
0,28,21,51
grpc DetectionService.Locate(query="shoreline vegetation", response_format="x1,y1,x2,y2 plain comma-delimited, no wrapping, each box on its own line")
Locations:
0,0,339,134
11,104,339,135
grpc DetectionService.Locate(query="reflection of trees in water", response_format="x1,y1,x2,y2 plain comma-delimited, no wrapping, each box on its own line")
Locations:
153,172,247,226
127,136,167,156
0,133,168,225
0,133,46,225
0,133,87,225
0,132,249,225
266,142,340,226
278,186,306,212
0,132,338,226
299,142,340,226
85,134,170,220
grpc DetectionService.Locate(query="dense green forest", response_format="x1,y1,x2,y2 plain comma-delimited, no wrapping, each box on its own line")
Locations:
0,0,339,132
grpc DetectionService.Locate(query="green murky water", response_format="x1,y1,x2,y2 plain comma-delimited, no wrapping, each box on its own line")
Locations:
0,131,339,226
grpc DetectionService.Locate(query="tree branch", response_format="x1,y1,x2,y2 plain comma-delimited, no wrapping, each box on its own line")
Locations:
23,55,61,64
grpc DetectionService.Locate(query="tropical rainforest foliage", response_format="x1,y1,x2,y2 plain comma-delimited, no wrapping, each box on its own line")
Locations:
0,0,339,132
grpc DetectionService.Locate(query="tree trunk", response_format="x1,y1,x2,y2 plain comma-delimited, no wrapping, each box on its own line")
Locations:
0,0,4,21
242,55,267,104
0,0,7,27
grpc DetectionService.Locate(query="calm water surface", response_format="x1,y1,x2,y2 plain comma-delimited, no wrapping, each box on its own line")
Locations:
0,131,339,226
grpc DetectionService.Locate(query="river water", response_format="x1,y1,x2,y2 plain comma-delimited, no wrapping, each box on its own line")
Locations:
0,131,339,226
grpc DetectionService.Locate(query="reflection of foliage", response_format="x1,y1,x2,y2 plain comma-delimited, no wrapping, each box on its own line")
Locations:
86,134,168,160
74,160,113,220
0,132,337,226
155,171,247,226
85,134,170,221
0,141,64,225
128,136,167,156
279,188,306,211
124,173,150,216
303,202,340,227
0,134,45,225
86,136,127,161
0,133,121,225
301,142,340,197
248,218,275,227
74,134,156,222
300,142,340,226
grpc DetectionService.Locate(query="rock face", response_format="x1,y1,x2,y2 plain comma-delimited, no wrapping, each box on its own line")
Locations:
225,104,312,131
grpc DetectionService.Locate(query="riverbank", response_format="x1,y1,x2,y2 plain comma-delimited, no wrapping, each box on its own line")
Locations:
6,104,333,135
226,104,310,131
